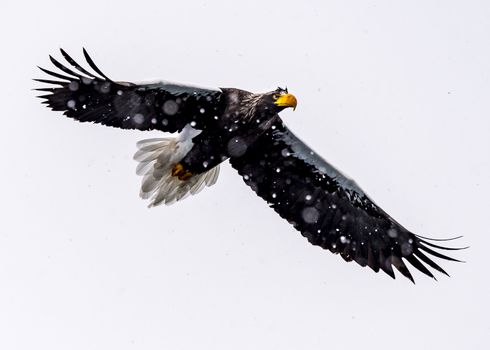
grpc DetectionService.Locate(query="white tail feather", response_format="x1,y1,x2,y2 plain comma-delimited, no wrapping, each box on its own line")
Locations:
134,135,219,207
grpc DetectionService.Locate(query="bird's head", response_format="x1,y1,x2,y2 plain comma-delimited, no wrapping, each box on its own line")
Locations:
263,87,297,112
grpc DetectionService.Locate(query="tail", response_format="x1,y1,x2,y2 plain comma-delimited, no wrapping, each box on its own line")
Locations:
134,137,220,206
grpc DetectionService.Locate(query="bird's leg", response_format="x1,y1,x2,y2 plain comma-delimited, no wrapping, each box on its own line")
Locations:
171,162,193,181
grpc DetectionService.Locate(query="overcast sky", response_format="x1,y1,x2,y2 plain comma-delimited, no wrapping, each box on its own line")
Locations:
1,1,489,349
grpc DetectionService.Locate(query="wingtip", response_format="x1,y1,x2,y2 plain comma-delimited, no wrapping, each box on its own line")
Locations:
31,87,54,92
416,234,464,242
59,48,68,59
82,47,111,81
382,268,396,280
420,239,470,251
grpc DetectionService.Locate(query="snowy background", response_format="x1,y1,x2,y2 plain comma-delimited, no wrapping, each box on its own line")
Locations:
1,1,489,349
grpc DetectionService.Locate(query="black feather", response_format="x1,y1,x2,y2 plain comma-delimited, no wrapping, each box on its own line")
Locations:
416,234,463,242
419,239,468,251
419,244,462,262
406,255,436,280
392,257,414,283
83,48,111,81
415,250,449,276
60,48,98,78
49,55,85,79
33,79,65,85
37,66,74,81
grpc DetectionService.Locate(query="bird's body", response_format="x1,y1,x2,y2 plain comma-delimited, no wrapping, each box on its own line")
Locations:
35,49,463,282
175,88,280,177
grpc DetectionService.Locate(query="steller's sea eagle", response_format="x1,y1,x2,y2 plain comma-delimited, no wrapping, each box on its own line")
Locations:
35,49,464,282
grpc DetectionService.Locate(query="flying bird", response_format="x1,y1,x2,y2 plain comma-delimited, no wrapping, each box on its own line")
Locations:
35,49,464,282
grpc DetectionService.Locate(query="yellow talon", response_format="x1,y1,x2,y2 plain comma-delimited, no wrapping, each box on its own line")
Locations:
171,163,184,177
179,171,193,181
171,163,193,180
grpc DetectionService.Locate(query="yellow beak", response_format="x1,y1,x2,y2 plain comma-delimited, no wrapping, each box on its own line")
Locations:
274,93,297,111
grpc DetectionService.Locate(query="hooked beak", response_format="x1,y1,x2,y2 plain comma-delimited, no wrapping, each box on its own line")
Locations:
274,93,297,111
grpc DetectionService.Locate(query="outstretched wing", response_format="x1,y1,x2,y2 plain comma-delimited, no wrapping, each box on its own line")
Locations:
35,49,225,133
229,119,463,282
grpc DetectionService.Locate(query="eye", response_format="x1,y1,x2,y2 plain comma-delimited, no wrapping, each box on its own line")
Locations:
272,94,279,100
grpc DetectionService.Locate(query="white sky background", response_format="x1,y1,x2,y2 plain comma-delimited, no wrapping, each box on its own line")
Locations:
1,0,489,349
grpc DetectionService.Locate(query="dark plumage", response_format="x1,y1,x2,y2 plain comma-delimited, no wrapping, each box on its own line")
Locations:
229,120,463,282
35,49,464,282
36,49,225,133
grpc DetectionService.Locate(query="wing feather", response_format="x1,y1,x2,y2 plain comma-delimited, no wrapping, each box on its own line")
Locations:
82,47,111,81
229,119,463,282
60,48,98,78
49,55,85,79
35,49,225,133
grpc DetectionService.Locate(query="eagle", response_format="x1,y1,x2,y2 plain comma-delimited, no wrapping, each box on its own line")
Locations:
35,49,464,282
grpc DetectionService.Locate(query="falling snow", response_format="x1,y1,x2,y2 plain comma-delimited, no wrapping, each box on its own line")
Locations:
387,228,398,238
100,82,111,94
163,100,179,115
132,113,145,124
401,242,413,256
302,207,319,224
68,81,79,92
